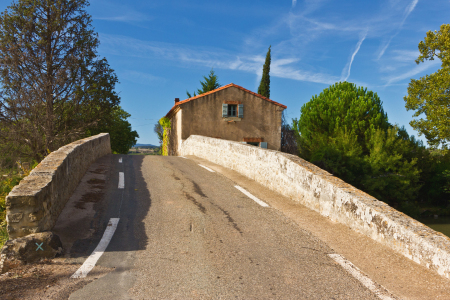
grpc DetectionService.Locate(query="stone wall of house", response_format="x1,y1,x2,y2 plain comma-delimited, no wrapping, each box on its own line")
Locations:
6,133,111,239
181,135,450,280
171,85,284,153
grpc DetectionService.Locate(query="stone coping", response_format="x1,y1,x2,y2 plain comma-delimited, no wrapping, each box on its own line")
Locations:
6,133,111,239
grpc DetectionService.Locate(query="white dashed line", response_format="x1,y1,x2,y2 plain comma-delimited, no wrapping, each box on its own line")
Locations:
119,157,122,163
71,218,120,278
234,185,269,207
198,164,215,172
180,156,188,159
118,172,124,189
327,254,398,300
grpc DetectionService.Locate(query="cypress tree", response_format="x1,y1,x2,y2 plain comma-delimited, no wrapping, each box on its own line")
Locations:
258,46,271,98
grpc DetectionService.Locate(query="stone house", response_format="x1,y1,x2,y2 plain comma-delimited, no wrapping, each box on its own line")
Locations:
165,83,287,156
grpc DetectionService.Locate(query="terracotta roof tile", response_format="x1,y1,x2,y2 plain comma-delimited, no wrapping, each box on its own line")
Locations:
165,83,287,118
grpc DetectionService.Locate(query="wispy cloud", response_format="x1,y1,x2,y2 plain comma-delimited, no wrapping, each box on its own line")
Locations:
100,33,337,85
391,49,420,62
341,31,368,81
292,0,297,8
384,59,439,85
95,13,152,22
121,70,163,85
377,0,419,59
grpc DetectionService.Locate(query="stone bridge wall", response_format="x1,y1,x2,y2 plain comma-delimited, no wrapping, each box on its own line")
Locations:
181,135,450,279
6,133,111,239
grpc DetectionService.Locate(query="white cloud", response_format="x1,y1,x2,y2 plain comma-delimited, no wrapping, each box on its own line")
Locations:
384,59,439,85
121,70,162,85
292,0,297,8
341,31,368,81
95,13,152,22
377,0,419,59
99,33,338,85
391,49,420,62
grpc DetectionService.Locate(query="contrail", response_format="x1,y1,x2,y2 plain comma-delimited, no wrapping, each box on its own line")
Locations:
378,0,418,59
342,31,367,81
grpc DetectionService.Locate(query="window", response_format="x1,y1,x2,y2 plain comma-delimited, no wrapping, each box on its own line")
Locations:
228,104,237,117
222,103,244,118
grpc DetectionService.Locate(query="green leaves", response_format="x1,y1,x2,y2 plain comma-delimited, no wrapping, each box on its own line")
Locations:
404,24,450,149
293,82,423,210
187,68,220,98
87,106,139,154
257,45,271,98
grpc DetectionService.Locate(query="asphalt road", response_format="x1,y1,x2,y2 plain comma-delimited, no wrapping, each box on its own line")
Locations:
53,154,393,300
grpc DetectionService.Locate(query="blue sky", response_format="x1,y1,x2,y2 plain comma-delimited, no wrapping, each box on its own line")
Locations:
1,0,449,146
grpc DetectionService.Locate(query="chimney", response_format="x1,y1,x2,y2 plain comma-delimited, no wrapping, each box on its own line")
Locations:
174,98,180,104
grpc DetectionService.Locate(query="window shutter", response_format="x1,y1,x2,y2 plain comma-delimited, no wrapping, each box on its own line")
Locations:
222,104,228,117
260,142,267,148
238,104,244,118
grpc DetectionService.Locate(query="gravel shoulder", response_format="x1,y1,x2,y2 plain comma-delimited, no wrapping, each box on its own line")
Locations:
0,258,112,300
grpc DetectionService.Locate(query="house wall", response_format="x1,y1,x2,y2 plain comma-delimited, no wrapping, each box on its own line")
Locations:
178,86,284,152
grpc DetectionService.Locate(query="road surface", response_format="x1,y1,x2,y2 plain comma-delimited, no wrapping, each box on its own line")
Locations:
52,154,450,299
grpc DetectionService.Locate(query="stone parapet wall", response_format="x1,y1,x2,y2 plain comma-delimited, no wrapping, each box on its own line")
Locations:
181,135,450,279
6,133,111,239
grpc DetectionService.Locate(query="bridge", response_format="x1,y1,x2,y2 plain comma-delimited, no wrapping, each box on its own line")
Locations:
2,133,450,299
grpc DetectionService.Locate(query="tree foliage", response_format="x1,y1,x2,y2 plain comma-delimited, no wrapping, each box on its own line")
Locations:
186,68,221,98
87,106,139,154
404,24,450,149
293,81,390,160
293,82,423,210
159,117,171,156
0,0,119,161
154,122,163,145
257,45,271,98
280,111,297,155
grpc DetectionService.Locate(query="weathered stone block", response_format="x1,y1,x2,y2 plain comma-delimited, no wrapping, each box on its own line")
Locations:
0,232,63,273
7,213,23,223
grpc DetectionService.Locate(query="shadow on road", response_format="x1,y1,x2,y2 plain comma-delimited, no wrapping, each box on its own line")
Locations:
53,154,150,259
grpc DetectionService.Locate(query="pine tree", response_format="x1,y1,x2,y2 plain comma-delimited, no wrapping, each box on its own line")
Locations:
0,0,120,161
258,46,271,98
187,68,221,98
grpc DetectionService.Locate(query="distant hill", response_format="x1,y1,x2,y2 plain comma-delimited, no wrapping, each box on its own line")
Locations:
134,143,159,148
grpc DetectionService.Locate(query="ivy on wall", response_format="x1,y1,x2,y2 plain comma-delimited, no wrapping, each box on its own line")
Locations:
159,117,171,156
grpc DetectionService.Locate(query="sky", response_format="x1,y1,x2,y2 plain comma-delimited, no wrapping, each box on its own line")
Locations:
0,0,448,146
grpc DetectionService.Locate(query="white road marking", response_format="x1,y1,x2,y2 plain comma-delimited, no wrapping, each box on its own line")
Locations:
180,156,188,159
234,185,269,207
328,254,398,300
119,157,122,163
71,218,120,278
198,164,215,172
118,172,124,189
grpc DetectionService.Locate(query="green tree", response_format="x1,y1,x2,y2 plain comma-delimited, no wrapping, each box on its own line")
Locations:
257,45,271,98
186,68,221,98
293,81,390,161
404,24,450,149
293,82,421,211
0,0,119,161
154,122,163,145
362,127,421,207
87,106,139,154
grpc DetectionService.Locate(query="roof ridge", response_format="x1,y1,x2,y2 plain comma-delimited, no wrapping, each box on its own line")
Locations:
166,83,286,118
